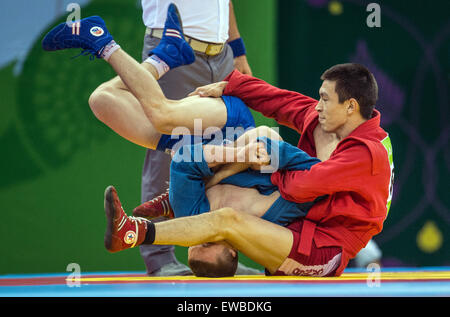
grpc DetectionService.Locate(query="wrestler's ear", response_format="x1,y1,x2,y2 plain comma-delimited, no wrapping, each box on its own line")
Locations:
347,98,359,115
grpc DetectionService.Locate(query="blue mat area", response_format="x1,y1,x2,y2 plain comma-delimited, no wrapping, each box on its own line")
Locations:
2,281,450,297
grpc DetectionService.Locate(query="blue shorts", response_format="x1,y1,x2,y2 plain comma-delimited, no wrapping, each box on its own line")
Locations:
156,95,255,152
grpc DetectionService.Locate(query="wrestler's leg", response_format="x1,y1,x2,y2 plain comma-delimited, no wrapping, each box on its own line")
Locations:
88,64,162,149
105,49,227,135
105,186,287,272
89,53,228,149
152,208,293,274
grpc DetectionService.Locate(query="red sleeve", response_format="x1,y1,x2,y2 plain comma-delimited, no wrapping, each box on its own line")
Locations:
271,143,373,203
223,70,318,133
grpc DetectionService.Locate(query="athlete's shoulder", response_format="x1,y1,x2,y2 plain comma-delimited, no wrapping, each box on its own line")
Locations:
339,129,391,176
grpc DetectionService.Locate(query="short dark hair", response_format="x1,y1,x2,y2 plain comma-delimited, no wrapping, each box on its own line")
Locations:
188,247,238,278
320,63,378,119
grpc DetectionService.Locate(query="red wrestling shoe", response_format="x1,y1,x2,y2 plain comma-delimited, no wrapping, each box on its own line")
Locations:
132,189,174,219
104,185,149,253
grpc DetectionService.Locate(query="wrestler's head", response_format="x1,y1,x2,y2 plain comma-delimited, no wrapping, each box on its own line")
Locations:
187,242,238,277
316,63,378,133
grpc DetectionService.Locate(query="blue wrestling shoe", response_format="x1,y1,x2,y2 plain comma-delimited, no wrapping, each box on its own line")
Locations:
42,15,113,58
149,3,195,68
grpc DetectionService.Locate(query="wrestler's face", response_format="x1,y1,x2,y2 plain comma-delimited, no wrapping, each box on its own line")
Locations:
315,80,350,133
188,243,236,264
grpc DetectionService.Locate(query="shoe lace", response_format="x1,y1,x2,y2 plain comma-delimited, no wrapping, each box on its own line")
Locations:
128,216,147,224
147,189,169,205
71,49,96,60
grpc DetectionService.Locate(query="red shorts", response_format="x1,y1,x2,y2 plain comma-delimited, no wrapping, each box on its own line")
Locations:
271,220,342,277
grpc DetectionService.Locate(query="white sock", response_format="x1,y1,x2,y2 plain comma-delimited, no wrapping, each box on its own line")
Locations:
144,55,170,79
100,40,121,61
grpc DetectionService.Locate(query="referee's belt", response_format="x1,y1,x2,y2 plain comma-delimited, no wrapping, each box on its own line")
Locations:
146,28,225,56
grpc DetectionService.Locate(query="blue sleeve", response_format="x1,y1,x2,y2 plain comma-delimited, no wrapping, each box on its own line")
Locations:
169,143,213,217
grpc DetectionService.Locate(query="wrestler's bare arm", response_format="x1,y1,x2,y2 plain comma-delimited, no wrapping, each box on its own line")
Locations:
204,125,282,188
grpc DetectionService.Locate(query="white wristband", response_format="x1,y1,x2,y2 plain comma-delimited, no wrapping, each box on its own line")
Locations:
144,55,170,79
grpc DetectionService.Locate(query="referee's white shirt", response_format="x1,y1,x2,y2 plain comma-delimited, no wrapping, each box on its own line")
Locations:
141,0,230,44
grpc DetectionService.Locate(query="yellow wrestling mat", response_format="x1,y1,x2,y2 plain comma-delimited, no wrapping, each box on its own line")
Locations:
74,270,450,283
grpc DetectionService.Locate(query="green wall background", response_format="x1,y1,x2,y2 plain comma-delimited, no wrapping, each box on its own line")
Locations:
1,0,449,275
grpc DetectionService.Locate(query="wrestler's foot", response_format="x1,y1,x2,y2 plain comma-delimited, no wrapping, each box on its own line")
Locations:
42,15,113,58
104,185,150,252
149,3,195,68
132,189,174,219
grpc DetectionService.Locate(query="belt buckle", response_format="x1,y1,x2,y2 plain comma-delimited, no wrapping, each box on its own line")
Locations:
205,44,223,56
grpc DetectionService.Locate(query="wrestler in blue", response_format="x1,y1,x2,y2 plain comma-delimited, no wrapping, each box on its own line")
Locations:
169,133,324,226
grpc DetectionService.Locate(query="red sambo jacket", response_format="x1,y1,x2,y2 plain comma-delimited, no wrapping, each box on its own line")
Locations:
224,70,394,276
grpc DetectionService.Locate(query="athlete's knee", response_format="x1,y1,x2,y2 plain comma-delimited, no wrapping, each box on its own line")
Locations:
214,207,244,238
145,101,177,134
88,84,113,119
